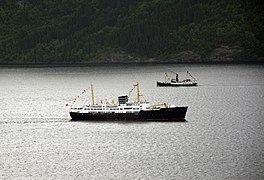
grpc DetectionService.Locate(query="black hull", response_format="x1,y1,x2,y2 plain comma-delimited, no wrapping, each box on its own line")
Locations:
157,81,197,87
70,107,187,121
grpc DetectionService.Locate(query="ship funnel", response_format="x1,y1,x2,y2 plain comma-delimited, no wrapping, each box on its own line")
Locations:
176,74,179,82
118,95,128,105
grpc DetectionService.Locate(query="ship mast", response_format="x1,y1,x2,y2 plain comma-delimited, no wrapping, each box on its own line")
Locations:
137,83,140,103
135,82,141,103
91,83,95,105
187,71,196,81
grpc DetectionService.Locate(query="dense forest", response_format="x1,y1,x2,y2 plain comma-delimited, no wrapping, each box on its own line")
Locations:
0,0,263,64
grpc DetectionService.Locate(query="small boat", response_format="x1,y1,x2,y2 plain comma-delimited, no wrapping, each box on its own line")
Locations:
157,71,197,87
68,83,188,121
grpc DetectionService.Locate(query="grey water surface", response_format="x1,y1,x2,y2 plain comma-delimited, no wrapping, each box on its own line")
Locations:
0,64,263,179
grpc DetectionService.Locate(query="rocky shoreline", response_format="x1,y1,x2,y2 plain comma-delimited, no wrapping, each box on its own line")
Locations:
0,59,263,68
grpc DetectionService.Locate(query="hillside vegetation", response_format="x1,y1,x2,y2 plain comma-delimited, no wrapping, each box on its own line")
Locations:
0,0,263,64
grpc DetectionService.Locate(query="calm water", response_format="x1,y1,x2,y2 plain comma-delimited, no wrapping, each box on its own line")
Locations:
0,64,263,179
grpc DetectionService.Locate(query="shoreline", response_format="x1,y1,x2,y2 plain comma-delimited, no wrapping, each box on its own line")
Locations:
0,60,263,68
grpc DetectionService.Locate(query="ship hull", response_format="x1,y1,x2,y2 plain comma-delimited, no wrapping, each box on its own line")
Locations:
157,81,197,87
70,107,187,121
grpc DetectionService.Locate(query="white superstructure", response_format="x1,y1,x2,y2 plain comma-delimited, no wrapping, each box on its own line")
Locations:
69,83,170,114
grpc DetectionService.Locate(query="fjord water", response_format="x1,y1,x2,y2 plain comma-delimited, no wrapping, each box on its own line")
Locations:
0,64,263,179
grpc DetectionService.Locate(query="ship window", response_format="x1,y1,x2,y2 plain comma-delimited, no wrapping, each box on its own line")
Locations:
124,107,132,110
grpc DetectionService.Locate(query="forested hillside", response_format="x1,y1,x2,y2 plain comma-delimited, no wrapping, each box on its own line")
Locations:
0,0,263,64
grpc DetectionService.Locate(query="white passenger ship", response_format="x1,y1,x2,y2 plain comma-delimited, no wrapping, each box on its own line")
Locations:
69,83,187,121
